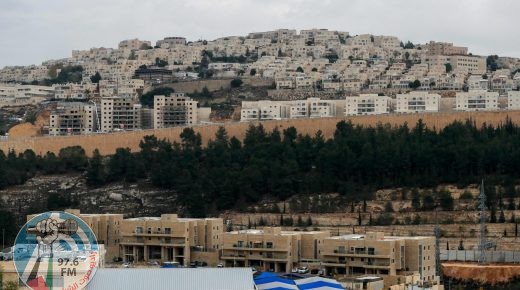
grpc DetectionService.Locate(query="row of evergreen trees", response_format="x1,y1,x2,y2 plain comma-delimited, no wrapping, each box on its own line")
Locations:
85,119,520,217
2,119,520,217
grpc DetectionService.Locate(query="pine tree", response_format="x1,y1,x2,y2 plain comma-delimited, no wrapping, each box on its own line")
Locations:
297,216,304,227
411,188,421,210
86,149,105,186
306,216,313,227
384,201,394,212
499,210,506,223
490,206,497,223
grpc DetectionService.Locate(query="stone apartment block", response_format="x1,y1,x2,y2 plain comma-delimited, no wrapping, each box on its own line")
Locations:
347,34,373,46
153,93,203,128
320,233,436,283
396,92,440,113
455,90,499,111
156,37,187,48
101,96,142,132
373,36,401,49
27,210,222,266
49,102,97,135
345,94,390,116
423,55,486,75
119,214,223,266
240,98,341,121
27,209,124,260
508,91,520,110
0,84,54,107
247,29,297,42
118,38,151,50
425,41,468,56
221,228,330,272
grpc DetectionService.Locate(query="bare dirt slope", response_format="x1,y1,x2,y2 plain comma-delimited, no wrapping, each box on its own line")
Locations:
8,111,49,137
443,262,520,285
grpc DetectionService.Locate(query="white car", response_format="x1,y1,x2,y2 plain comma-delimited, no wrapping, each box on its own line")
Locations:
217,263,224,268
297,267,309,274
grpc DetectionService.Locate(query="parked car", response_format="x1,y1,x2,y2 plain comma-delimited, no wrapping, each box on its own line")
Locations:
217,263,224,268
122,262,132,268
297,266,309,274
1,247,12,261
161,261,180,268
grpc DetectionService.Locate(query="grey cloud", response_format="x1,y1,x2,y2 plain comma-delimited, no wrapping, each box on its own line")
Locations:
0,0,518,67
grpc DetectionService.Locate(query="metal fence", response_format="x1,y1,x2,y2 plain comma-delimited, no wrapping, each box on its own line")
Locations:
441,250,520,263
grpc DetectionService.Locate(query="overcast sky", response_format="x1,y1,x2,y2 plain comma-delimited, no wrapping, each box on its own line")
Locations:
1,0,518,68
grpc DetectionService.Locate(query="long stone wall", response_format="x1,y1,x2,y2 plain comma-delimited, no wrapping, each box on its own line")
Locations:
1,110,520,156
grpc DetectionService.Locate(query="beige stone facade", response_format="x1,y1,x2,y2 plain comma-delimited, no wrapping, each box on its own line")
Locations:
119,214,223,266
49,102,97,135
101,96,142,132
321,233,437,283
221,228,330,272
153,93,200,128
27,209,124,259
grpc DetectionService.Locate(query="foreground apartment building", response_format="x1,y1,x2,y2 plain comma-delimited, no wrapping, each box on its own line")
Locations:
320,233,436,284
27,210,222,266
241,98,341,121
119,214,223,266
221,228,330,272
153,93,211,128
508,91,520,110
345,94,391,116
27,209,124,259
396,92,440,114
101,96,142,132
48,102,98,135
455,90,499,111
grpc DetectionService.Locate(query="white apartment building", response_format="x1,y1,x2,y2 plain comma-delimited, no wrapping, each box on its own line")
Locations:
101,96,142,132
289,100,310,119
308,97,336,118
345,94,390,116
241,100,289,121
508,91,520,110
455,90,499,111
241,98,339,121
153,93,200,128
423,55,486,75
396,92,440,113
49,102,97,135
0,84,54,107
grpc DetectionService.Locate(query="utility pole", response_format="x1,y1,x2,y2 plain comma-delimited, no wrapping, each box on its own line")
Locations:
478,180,488,264
434,207,442,282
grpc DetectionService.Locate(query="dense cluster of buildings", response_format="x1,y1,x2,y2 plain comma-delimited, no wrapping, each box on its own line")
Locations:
241,90,520,121
31,210,439,289
1,29,519,98
0,29,519,136
47,93,210,135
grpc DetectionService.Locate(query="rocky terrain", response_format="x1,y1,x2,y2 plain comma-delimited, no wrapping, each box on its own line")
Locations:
0,174,180,225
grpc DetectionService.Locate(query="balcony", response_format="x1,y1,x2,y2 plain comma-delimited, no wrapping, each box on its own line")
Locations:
223,244,289,252
122,231,185,238
323,250,391,259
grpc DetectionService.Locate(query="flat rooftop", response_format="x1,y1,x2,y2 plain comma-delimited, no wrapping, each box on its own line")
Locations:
330,234,432,241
